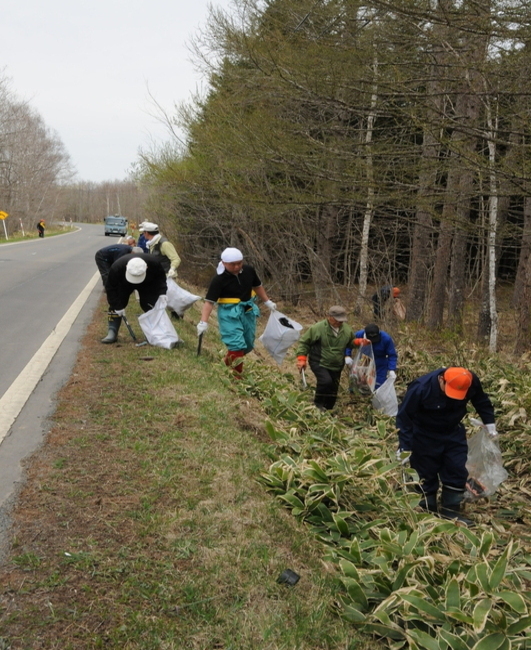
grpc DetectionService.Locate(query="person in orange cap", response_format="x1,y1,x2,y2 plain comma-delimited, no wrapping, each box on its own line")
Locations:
396,367,497,523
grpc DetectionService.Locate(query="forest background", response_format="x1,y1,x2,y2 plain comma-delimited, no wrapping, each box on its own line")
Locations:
3,0,531,352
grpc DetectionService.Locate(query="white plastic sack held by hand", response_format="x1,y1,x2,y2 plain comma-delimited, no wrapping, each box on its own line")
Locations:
349,342,376,395
166,278,201,317
138,296,180,349
259,310,303,365
465,419,508,501
372,375,398,416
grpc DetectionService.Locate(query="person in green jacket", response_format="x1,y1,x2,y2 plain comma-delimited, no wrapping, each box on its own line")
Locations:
296,306,356,411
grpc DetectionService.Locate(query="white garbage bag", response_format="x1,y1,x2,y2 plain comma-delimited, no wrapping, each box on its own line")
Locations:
372,376,398,416
138,296,180,349
166,279,201,317
259,310,303,365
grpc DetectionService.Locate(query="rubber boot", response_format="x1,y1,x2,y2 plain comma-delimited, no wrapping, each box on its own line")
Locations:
225,350,245,378
101,313,122,344
440,486,473,525
418,492,438,513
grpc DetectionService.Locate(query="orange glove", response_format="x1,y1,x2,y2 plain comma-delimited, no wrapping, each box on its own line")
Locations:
296,355,307,371
354,338,371,346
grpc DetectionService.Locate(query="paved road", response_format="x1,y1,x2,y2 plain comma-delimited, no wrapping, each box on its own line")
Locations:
0,223,111,547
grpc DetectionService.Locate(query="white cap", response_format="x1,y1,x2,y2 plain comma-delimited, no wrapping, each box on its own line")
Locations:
125,258,147,284
142,222,159,233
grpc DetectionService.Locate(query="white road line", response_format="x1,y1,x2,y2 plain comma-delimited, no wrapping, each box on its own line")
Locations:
0,271,101,446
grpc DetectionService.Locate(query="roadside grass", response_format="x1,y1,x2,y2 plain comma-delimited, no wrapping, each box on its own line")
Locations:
0,298,372,649
0,224,76,244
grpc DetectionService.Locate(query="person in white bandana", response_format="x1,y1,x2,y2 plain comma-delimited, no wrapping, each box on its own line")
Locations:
197,248,276,377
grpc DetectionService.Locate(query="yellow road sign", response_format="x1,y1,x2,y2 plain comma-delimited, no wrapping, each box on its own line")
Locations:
0,211,8,219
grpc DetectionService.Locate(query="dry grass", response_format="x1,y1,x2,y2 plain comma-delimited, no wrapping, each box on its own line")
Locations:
0,298,371,649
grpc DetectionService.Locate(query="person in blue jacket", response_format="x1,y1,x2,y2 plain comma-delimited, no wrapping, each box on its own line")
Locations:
396,367,497,523
353,323,397,388
95,237,137,287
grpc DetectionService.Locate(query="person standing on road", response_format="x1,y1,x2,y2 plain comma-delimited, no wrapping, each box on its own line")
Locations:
37,219,45,238
396,366,497,523
196,247,276,377
101,253,167,344
296,306,356,411
353,323,397,389
95,238,138,288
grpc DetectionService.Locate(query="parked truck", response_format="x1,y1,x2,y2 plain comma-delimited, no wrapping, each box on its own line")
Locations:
104,215,128,237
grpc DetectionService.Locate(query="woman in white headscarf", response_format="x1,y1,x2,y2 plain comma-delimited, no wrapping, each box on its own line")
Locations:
197,248,276,377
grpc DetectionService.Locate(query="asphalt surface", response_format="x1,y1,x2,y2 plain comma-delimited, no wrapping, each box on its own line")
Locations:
0,223,110,560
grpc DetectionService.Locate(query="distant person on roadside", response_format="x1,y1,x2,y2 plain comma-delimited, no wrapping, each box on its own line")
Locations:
372,285,400,319
37,219,45,238
95,238,139,288
396,366,497,524
136,224,149,253
296,306,356,411
196,247,277,378
353,323,397,389
101,253,167,344
142,222,181,279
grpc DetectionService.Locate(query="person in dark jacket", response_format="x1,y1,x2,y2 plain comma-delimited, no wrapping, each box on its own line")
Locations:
372,285,400,318
296,306,356,411
196,247,276,377
37,219,45,237
396,367,497,523
95,238,137,287
101,253,167,344
353,323,397,388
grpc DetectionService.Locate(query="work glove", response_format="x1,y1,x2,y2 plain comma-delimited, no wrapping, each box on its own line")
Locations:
344,356,353,367
485,423,498,438
197,321,208,336
388,370,396,380
396,449,411,466
167,268,177,279
296,355,307,371
355,338,371,346
114,309,126,317
158,295,168,309
264,300,277,311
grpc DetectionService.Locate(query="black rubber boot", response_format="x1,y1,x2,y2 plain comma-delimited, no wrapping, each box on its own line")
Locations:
440,486,473,525
101,313,122,344
419,492,438,513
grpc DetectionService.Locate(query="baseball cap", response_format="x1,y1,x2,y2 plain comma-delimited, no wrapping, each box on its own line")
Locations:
141,222,159,233
125,258,147,284
364,323,381,343
328,306,348,322
443,367,472,400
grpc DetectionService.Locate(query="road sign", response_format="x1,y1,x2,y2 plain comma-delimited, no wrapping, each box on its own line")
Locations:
0,211,8,220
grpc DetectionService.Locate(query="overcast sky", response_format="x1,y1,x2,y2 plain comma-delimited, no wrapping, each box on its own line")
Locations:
3,0,234,183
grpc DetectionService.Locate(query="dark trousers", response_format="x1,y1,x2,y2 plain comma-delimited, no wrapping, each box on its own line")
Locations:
310,363,342,410
410,424,468,495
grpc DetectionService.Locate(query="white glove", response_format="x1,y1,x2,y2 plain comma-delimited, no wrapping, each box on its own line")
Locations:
114,309,126,317
344,356,353,367
485,423,498,438
167,268,177,279
158,295,168,309
264,300,277,311
388,370,396,380
396,449,411,466
197,321,208,336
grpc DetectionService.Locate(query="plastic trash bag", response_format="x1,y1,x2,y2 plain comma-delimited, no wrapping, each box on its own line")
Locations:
166,279,201,317
372,375,398,416
349,343,376,395
259,310,303,365
138,296,180,349
393,298,406,320
465,418,508,501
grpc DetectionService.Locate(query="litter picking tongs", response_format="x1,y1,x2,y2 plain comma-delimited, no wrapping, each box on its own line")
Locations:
300,367,308,390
